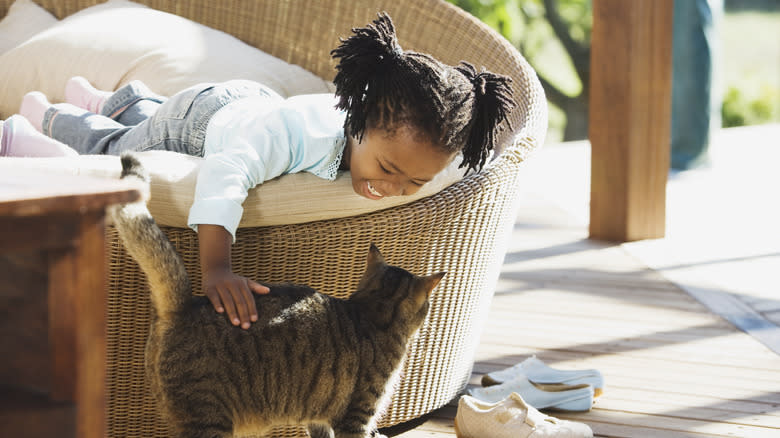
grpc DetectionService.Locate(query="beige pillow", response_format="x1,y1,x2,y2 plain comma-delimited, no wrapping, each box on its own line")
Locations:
0,152,467,227
0,1,466,225
0,0,57,55
0,0,333,118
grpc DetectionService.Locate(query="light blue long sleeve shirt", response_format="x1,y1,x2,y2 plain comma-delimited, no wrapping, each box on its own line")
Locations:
188,93,347,241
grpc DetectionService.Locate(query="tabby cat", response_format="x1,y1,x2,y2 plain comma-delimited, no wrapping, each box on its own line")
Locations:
108,154,445,438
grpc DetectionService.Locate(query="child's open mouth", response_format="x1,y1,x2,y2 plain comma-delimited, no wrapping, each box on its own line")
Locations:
366,181,383,199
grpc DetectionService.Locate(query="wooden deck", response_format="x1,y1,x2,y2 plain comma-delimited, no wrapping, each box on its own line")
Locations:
382,126,780,438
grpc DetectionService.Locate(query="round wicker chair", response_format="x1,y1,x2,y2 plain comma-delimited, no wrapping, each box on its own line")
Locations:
0,0,547,436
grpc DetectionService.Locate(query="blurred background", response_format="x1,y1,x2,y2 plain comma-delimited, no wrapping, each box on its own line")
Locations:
444,0,780,352
447,0,779,151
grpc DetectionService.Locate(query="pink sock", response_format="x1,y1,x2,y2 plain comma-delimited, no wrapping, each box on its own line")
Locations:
0,115,77,157
65,76,111,114
19,91,50,132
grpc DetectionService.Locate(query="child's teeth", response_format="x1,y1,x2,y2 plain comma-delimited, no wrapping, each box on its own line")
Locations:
368,182,381,196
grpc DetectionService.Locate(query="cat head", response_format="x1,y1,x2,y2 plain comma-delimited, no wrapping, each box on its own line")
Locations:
351,244,445,331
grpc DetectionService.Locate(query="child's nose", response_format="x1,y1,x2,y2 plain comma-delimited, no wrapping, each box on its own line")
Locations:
380,179,404,197
394,180,422,196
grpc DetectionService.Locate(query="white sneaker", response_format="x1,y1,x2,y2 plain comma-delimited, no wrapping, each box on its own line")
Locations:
469,374,594,412
483,356,604,396
455,393,593,438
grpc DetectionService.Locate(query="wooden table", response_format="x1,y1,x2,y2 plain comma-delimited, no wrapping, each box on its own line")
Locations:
0,167,140,438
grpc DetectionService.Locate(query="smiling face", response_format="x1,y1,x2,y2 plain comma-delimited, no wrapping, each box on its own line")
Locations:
343,126,456,200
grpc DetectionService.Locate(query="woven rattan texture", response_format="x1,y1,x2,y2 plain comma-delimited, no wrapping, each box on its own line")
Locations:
3,0,548,436
105,154,532,437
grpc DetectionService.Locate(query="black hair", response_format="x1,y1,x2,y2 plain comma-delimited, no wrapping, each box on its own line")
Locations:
330,12,516,174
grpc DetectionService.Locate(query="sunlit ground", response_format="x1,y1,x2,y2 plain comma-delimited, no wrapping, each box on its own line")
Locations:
515,123,780,352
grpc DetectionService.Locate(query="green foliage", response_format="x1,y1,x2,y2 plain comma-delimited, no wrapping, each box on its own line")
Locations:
447,0,590,61
721,84,780,127
450,1,780,137
448,0,592,141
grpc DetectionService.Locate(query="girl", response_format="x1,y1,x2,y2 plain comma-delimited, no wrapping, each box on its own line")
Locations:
1,13,515,330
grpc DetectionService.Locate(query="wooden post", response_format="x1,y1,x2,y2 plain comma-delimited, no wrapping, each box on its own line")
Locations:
589,0,673,242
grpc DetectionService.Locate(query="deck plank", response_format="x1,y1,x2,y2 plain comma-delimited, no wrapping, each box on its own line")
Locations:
381,181,780,437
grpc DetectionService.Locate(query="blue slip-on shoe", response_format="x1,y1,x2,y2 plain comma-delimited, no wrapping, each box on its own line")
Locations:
482,356,604,397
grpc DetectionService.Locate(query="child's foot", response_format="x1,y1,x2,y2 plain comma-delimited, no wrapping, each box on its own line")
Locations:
19,91,51,132
0,115,77,157
65,76,111,114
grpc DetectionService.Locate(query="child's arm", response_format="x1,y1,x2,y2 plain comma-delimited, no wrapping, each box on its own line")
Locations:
198,224,269,329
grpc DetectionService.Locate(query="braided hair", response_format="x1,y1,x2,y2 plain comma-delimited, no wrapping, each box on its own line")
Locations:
331,12,516,174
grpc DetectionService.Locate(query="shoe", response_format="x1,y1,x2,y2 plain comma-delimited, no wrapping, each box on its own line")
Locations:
483,356,604,397
455,393,593,438
468,374,594,412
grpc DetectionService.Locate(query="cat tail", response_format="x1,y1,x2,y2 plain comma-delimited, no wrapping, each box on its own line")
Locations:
108,153,191,320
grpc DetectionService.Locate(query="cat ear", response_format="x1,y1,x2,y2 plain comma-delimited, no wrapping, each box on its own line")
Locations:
419,272,446,296
411,272,445,307
367,243,386,267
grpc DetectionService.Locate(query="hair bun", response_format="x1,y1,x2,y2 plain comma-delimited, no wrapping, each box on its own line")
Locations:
331,12,407,141
455,62,516,172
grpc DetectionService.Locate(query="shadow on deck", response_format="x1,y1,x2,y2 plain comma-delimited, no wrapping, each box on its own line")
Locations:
385,124,780,438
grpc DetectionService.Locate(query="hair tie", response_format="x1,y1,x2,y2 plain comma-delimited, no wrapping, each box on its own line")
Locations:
471,73,488,96
390,44,404,60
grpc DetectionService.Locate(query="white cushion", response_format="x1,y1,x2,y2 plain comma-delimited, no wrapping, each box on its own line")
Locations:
0,0,333,118
0,0,57,55
0,0,465,226
0,152,466,227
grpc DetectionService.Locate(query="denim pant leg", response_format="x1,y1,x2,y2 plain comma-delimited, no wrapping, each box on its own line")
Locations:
101,80,167,126
45,80,276,156
42,103,132,155
42,80,167,155
44,83,215,156
104,80,279,157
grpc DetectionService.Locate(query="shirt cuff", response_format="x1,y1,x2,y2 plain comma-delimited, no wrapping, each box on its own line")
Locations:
187,198,244,243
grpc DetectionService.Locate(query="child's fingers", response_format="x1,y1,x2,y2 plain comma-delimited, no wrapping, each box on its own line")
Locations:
204,279,259,329
241,279,259,325
226,282,254,330
205,288,225,313
249,280,270,295
217,287,241,327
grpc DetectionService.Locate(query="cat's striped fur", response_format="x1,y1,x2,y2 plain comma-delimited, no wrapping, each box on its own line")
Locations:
108,154,444,438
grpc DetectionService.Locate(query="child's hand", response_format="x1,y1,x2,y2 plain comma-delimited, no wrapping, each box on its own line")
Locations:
203,268,270,329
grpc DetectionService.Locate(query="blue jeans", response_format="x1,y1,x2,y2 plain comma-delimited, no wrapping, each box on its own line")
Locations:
42,80,277,156
670,0,722,170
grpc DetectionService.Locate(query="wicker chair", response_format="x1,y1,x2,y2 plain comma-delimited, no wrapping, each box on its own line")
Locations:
0,0,546,436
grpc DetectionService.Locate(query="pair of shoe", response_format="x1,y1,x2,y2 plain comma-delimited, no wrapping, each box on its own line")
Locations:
468,356,604,412
456,393,593,438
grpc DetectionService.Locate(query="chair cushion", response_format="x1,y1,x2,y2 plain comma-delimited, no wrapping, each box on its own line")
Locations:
0,0,57,55
0,151,466,227
0,0,333,118
0,0,467,226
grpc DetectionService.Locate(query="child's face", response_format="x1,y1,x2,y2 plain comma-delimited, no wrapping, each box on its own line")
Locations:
345,126,455,200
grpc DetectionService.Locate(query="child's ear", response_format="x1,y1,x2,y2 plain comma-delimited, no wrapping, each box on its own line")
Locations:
366,243,386,267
